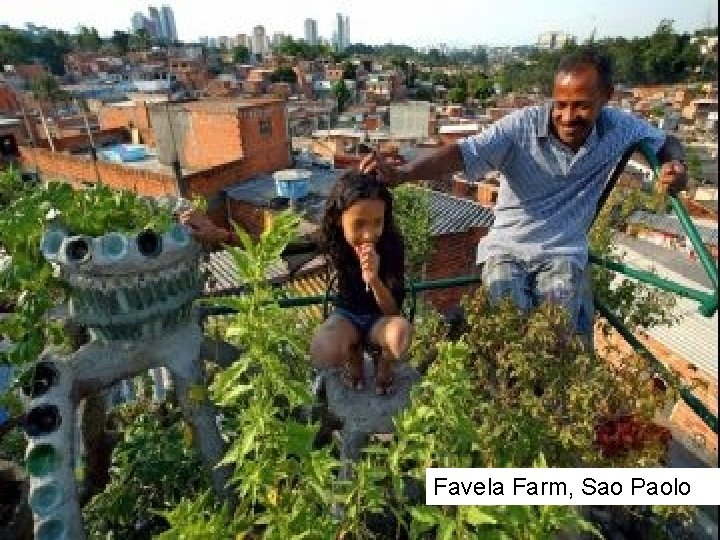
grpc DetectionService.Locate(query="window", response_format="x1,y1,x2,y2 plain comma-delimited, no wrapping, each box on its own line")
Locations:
259,118,272,136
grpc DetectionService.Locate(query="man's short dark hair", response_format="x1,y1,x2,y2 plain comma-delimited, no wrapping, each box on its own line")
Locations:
556,46,614,91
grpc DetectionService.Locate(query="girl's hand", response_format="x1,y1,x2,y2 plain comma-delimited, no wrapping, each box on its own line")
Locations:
355,243,380,288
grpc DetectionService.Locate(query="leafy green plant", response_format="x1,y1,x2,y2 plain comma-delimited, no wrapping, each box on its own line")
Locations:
156,184,687,539
590,187,678,330
162,211,342,539
82,400,209,539
393,185,432,280
0,169,175,367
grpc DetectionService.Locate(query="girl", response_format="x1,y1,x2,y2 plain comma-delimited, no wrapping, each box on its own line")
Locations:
310,171,412,395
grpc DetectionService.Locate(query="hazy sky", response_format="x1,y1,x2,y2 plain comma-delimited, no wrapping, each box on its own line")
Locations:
1,0,717,47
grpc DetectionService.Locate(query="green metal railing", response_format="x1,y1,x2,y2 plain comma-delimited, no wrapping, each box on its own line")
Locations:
589,140,718,317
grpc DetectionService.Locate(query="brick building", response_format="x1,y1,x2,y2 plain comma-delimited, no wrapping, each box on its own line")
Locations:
451,171,503,208
0,84,21,115
168,57,210,93
18,98,291,205
98,100,158,145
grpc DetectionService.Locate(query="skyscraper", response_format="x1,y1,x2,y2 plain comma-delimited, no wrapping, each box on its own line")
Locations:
161,5,178,42
252,25,267,57
272,32,286,48
344,16,350,49
131,12,147,33
304,18,318,46
335,13,345,51
147,6,162,39
333,13,350,51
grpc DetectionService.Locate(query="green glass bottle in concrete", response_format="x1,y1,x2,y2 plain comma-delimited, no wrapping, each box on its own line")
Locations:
26,444,62,477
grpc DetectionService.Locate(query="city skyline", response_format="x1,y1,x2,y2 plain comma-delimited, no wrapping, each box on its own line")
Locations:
1,0,717,48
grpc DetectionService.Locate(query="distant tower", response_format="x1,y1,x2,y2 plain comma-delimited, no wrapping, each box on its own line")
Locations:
131,12,147,33
344,16,350,49
161,5,178,42
304,18,318,46
236,34,251,49
147,6,162,40
335,13,345,51
272,32,286,48
252,25,267,57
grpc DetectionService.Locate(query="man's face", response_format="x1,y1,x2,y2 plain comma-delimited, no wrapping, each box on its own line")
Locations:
551,65,612,151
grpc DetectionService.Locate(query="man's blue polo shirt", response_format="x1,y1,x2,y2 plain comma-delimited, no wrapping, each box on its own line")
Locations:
459,103,666,267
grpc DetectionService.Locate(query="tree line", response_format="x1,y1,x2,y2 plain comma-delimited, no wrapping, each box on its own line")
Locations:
0,25,168,75
494,20,717,94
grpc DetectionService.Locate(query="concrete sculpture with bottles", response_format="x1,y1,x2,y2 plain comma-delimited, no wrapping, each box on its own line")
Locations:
22,223,229,540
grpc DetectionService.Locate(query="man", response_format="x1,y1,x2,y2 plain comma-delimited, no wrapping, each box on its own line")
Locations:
359,46,687,338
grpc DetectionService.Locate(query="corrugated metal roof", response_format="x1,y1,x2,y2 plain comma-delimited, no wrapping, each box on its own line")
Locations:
627,210,718,246
615,234,714,289
614,238,717,379
425,189,495,235
201,250,326,295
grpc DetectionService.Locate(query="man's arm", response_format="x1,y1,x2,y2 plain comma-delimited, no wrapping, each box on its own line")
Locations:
359,143,464,187
396,143,465,185
656,134,689,195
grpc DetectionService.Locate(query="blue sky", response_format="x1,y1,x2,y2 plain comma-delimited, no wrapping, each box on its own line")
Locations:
1,0,717,47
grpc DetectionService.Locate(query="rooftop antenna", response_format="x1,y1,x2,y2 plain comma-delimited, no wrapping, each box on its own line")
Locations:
37,106,55,153
19,99,42,182
74,97,102,184
588,15,598,43
164,102,185,196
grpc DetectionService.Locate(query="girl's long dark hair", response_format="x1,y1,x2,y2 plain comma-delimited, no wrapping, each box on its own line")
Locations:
321,171,404,295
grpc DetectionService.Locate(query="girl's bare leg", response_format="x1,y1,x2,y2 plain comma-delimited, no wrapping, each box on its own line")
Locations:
310,314,364,389
368,316,412,395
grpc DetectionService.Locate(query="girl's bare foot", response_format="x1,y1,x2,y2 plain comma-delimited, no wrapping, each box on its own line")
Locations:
374,352,395,396
342,345,364,391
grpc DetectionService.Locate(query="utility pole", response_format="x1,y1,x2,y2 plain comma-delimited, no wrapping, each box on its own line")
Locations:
75,98,102,184
164,102,185,196
19,101,42,182
37,107,55,153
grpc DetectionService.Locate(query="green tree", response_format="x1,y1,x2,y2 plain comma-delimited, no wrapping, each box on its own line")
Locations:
29,72,67,102
345,42,375,55
0,27,32,65
232,45,250,63
468,73,494,101
393,185,432,279
685,147,703,192
110,30,131,55
75,25,102,51
129,28,152,51
448,86,467,104
35,30,73,74
270,66,297,84
332,79,351,112
414,85,434,101
341,60,357,80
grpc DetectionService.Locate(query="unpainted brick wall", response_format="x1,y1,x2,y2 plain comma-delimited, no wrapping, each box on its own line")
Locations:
41,128,129,152
18,146,178,196
98,103,155,145
226,199,269,238
424,227,487,313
